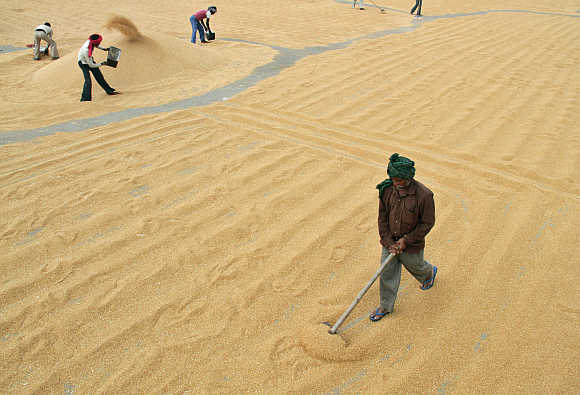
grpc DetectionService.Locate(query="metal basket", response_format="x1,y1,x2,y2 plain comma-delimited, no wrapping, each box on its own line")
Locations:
106,46,121,68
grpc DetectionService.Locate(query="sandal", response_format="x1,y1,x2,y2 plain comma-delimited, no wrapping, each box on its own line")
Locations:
369,307,389,322
420,266,438,290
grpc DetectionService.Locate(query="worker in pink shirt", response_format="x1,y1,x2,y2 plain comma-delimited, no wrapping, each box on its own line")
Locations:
189,6,217,44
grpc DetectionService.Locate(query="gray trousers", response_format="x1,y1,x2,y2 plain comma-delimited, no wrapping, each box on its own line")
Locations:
33,31,59,59
379,246,433,312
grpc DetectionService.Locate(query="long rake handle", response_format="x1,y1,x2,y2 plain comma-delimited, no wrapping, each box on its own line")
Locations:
329,253,395,334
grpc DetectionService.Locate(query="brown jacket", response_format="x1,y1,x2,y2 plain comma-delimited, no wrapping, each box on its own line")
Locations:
378,179,435,254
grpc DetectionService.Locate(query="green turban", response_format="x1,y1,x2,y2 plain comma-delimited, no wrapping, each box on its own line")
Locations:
387,153,415,180
376,153,416,197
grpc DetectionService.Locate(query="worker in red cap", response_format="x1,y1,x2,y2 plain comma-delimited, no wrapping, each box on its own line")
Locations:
77,34,119,102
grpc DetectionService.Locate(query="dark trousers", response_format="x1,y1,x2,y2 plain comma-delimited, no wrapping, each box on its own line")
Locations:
78,61,114,101
411,0,422,15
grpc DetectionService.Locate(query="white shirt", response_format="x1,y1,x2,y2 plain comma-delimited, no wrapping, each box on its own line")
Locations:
77,40,101,68
35,24,53,37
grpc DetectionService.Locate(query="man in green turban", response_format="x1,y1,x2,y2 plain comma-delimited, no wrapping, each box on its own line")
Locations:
370,153,437,322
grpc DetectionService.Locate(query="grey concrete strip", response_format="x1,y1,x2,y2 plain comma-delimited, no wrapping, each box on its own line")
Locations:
0,45,28,53
0,40,356,146
1,6,578,145
335,0,580,18
487,9,580,18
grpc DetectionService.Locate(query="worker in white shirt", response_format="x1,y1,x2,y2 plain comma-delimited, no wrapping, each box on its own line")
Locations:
33,22,59,60
354,0,365,10
77,34,119,102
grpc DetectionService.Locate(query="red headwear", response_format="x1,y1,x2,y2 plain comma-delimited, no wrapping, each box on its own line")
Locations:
88,34,103,57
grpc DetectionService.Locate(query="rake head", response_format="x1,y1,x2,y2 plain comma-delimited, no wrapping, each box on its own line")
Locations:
321,321,338,335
